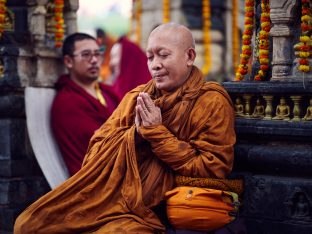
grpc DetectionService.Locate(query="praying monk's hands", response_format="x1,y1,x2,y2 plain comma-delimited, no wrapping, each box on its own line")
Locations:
135,92,162,134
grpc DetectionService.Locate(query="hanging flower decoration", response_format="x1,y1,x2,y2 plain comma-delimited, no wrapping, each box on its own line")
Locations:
232,0,240,71
163,0,170,23
134,0,142,45
235,0,255,81
54,0,65,48
294,0,312,73
202,0,211,76
0,0,7,39
254,0,270,81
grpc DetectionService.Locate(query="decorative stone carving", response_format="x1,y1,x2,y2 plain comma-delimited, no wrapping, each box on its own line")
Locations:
270,0,299,80
290,95,302,121
263,95,274,120
273,97,291,120
285,187,311,221
64,0,79,35
303,98,312,121
252,98,265,118
234,97,244,117
243,94,253,117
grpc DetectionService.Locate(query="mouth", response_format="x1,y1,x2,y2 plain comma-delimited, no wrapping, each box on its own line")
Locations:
88,67,99,73
153,73,167,80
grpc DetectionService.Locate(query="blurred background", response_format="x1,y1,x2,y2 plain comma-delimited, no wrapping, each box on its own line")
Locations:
77,0,132,38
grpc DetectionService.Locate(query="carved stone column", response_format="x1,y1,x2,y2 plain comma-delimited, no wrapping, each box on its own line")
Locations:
270,0,298,80
263,95,274,120
27,0,48,47
64,0,79,35
291,95,302,121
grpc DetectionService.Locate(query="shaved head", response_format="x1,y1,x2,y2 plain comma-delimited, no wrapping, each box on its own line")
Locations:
146,23,196,92
150,23,195,49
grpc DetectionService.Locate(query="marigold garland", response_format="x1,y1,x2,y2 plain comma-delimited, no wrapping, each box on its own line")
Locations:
163,0,170,23
53,0,65,48
254,0,270,81
202,0,211,76
294,0,312,73
232,0,240,71
0,0,7,39
235,0,255,81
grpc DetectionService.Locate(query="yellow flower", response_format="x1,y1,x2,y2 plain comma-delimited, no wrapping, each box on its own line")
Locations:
299,51,310,58
260,58,269,64
242,45,251,50
301,15,312,22
300,36,310,43
259,49,269,55
243,34,251,40
261,22,270,28
298,65,310,72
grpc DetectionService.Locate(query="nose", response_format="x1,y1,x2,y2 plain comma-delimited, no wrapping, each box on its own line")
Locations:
150,57,162,71
90,53,101,64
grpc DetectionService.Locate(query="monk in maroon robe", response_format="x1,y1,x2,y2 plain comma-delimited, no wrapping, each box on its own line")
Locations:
51,33,120,175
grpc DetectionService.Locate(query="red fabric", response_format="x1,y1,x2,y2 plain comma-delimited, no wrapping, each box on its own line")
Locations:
51,75,120,175
112,36,151,99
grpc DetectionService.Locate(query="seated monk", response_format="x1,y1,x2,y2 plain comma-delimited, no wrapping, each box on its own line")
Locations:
14,23,236,233
303,98,312,121
273,97,290,120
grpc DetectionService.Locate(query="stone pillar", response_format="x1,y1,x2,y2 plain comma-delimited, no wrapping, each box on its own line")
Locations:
64,0,79,35
270,0,299,80
0,2,50,233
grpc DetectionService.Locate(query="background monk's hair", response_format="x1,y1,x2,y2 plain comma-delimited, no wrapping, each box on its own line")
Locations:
62,33,97,58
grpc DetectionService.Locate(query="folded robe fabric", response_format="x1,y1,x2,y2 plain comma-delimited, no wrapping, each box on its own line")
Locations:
14,66,236,234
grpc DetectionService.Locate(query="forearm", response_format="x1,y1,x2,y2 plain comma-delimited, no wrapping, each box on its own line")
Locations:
139,124,233,178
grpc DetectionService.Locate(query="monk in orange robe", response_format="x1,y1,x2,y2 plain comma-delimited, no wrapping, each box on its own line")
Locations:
14,23,236,233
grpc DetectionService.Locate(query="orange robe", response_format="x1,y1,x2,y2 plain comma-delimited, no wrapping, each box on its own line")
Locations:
14,66,235,233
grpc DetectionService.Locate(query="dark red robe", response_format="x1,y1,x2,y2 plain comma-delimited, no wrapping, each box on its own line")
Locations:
51,75,119,175
112,36,151,100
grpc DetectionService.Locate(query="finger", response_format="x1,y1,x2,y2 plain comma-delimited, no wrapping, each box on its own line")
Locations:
135,106,141,126
137,104,148,122
140,93,155,112
137,97,150,116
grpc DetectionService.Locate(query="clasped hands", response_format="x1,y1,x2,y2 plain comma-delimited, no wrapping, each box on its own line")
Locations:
135,92,162,133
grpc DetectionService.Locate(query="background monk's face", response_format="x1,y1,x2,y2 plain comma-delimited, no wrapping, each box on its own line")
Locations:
146,29,194,92
65,39,102,83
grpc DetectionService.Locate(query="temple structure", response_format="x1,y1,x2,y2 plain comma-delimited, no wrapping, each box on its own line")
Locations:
0,0,311,233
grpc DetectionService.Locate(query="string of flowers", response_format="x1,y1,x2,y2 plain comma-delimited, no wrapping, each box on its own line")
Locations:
254,0,270,81
163,0,170,23
294,0,312,73
202,0,211,75
0,0,6,39
235,0,255,81
134,0,142,45
53,0,65,48
232,0,240,71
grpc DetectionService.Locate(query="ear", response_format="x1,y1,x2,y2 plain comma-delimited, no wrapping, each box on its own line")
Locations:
186,47,196,67
63,55,73,69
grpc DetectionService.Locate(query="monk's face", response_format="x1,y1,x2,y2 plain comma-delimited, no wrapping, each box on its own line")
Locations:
146,29,194,92
65,39,103,83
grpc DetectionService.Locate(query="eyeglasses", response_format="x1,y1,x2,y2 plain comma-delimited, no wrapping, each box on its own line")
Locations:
71,50,104,62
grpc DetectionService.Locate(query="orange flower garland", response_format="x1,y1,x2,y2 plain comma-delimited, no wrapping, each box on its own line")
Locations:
54,0,65,48
254,0,270,81
0,0,6,39
235,0,255,81
294,0,312,73
163,0,170,23
232,0,240,71
202,0,211,75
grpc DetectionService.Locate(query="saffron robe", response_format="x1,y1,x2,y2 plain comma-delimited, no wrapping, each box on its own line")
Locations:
14,66,235,233
51,75,120,175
